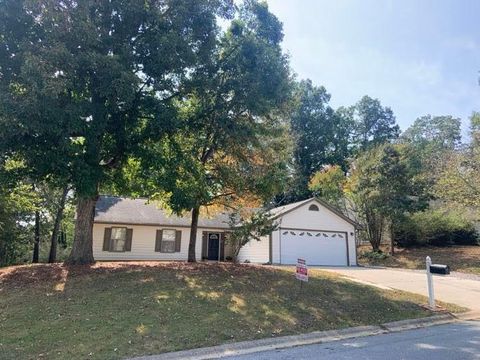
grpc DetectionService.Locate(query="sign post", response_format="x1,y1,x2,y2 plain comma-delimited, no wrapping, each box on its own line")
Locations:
296,258,308,284
426,256,435,310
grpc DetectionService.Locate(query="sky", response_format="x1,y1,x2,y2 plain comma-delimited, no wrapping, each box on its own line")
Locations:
265,0,480,133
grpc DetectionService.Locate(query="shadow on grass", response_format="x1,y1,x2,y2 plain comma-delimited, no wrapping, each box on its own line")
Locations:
0,262,435,360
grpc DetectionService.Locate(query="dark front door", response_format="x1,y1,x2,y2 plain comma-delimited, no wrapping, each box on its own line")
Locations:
208,233,220,260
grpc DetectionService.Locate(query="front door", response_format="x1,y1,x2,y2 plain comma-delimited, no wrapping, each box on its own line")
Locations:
207,233,220,260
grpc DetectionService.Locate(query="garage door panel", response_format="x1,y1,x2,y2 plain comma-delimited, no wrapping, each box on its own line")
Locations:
280,229,348,266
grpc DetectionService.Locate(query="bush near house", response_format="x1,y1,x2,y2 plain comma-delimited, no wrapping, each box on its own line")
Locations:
394,209,478,247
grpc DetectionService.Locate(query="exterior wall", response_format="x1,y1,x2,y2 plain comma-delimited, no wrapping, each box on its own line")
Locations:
271,199,357,266
236,235,270,264
92,198,358,265
93,223,228,261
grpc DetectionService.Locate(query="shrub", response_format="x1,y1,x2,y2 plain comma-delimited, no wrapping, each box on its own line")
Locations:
360,250,390,261
395,209,479,247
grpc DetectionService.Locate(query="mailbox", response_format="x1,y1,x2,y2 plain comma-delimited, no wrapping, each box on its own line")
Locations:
429,264,450,275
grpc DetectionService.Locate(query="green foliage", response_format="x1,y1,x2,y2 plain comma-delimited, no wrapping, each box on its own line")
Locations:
288,80,353,200
395,209,479,247
401,115,461,152
0,158,37,265
0,183,39,266
227,209,277,262
352,95,400,152
347,143,428,250
0,0,236,197
308,165,346,208
359,250,390,261
142,1,293,215
0,0,237,263
434,114,480,209
400,115,462,197
283,91,400,203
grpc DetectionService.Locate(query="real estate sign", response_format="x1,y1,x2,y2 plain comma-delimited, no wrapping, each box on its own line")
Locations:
295,258,308,282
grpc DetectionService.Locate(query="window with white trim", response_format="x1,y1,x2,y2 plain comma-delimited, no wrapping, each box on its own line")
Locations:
161,229,176,253
111,227,127,252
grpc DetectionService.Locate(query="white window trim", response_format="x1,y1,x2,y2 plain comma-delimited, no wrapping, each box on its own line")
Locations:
110,226,127,252
160,228,177,253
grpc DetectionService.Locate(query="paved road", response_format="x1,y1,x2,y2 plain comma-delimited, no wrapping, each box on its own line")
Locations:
319,267,480,311
226,321,480,360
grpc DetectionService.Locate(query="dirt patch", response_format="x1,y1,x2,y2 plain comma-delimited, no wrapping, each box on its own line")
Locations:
0,261,272,289
358,245,480,275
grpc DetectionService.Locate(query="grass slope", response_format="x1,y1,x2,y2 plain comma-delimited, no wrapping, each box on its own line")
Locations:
0,262,455,360
359,245,480,275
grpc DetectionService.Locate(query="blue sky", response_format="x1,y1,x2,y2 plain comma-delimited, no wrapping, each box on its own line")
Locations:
266,0,480,133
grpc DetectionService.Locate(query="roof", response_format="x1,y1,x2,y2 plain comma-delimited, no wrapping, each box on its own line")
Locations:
94,196,231,229
95,195,360,229
269,197,360,228
268,198,313,218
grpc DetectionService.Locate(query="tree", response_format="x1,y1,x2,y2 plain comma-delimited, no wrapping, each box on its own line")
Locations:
401,115,462,181
48,185,70,263
287,80,353,201
0,158,40,266
140,1,292,262
308,165,346,209
352,96,400,152
434,114,480,209
347,144,427,252
401,115,462,151
0,0,234,264
227,209,277,262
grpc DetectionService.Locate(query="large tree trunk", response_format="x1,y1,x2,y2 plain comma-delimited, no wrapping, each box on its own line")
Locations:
390,221,395,256
32,210,40,263
65,195,97,265
48,186,69,263
366,209,383,252
188,207,200,262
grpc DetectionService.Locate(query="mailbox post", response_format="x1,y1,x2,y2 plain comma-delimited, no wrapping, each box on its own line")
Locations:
426,256,435,310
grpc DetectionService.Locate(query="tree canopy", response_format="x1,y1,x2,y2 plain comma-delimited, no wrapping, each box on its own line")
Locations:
0,0,235,264
352,95,400,152
137,1,292,261
346,144,428,251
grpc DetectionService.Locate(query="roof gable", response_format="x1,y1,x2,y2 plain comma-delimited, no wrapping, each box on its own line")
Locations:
269,197,359,227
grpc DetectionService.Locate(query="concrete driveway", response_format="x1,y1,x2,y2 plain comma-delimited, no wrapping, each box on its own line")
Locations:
320,267,480,311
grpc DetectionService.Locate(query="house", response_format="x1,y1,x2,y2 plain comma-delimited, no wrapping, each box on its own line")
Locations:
93,196,359,266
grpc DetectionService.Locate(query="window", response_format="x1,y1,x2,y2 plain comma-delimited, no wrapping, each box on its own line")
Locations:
161,229,176,253
308,204,319,211
111,227,127,252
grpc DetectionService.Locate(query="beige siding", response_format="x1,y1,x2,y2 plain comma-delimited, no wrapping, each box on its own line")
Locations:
93,223,227,261
236,235,270,264
271,229,281,264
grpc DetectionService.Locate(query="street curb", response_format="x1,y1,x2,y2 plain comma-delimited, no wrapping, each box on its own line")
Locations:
128,314,458,360
382,313,455,332
452,310,480,321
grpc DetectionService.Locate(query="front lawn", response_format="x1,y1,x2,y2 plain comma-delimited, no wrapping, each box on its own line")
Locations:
0,262,460,360
358,245,480,275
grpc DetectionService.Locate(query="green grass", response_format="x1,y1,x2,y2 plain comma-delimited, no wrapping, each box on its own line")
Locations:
0,262,461,360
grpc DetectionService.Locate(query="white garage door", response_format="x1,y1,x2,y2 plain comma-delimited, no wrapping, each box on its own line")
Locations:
280,229,348,266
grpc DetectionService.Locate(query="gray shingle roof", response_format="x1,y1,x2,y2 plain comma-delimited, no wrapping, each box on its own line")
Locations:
95,196,231,229
95,195,359,229
268,198,313,218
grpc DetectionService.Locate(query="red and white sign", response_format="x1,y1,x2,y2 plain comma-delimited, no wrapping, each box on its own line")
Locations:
295,258,308,282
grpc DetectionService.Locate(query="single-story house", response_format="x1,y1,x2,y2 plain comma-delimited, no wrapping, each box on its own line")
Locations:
93,196,359,266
